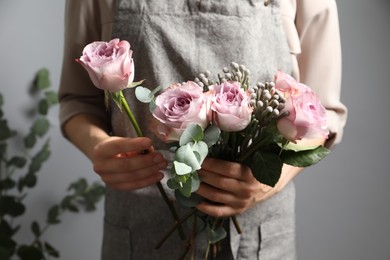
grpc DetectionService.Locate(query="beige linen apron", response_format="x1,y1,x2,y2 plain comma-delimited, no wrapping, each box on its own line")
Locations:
102,0,296,259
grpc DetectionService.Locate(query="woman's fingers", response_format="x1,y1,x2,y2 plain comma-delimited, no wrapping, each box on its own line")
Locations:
94,151,166,174
201,157,254,182
91,136,168,191
93,136,152,160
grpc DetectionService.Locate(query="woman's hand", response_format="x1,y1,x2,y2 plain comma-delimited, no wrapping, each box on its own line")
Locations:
92,136,168,191
195,157,275,217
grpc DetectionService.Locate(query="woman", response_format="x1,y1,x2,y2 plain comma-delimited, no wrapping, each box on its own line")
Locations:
59,0,347,259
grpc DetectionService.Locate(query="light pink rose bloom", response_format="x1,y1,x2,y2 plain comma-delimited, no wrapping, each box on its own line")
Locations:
153,81,209,141
209,81,253,132
76,38,134,92
274,71,329,141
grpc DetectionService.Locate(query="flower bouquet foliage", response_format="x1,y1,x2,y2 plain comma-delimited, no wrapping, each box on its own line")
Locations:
136,63,331,257
136,62,330,198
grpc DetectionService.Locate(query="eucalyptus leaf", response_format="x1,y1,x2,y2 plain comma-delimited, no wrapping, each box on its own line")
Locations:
45,91,58,105
0,219,18,237
149,99,156,112
23,173,38,188
0,236,16,259
190,141,208,165
248,151,283,187
191,172,201,192
0,119,13,141
36,68,51,89
167,178,181,190
0,196,26,217
175,190,204,207
47,205,61,224
86,183,105,201
281,146,330,167
38,99,49,115
31,221,41,237
7,156,27,168
179,124,204,146
29,142,50,174
179,177,193,198
173,161,192,176
135,86,153,103
24,132,37,149
31,118,50,137
0,143,6,160
44,242,60,258
203,125,221,147
175,144,201,172
17,245,44,260
68,178,87,195
0,178,16,190
207,225,227,244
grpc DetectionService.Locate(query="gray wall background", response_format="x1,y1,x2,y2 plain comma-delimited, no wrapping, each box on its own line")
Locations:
0,1,389,259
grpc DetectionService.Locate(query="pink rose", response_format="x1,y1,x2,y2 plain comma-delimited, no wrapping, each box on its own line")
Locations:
76,38,134,92
274,71,329,141
209,81,252,132
153,81,209,141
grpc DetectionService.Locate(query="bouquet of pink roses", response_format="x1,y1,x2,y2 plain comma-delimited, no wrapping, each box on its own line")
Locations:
136,62,330,257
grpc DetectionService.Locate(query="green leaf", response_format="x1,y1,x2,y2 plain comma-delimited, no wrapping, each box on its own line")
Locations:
0,236,16,259
167,178,181,190
179,124,204,146
178,178,193,198
175,144,202,172
22,173,38,188
17,245,44,260
0,143,6,160
127,79,145,89
38,99,48,115
173,161,192,176
203,125,221,147
0,219,20,237
149,99,156,113
7,156,27,168
31,118,50,137
0,196,26,217
208,225,227,244
135,86,153,103
31,222,41,237
35,68,51,89
44,242,60,258
0,178,16,190
191,172,201,192
29,142,50,174
0,119,13,141
0,93,3,107
86,183,105,200
47,205,61,224
247,151,283,187
175,190,204,207
191,141,208,165
44,91,58,105
281,146,331,167
67,178,87,195
24,132,37,148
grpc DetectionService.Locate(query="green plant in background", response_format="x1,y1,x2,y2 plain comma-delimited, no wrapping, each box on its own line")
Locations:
0,69,105,260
